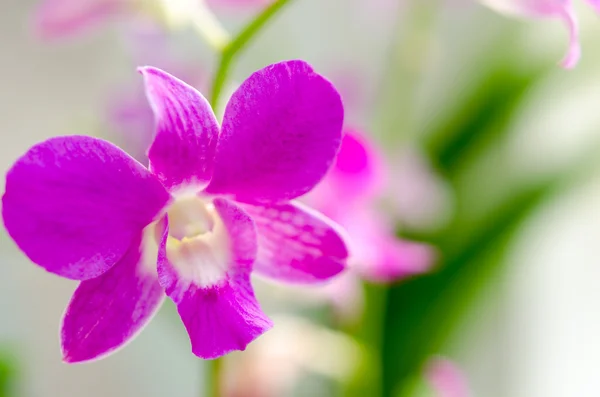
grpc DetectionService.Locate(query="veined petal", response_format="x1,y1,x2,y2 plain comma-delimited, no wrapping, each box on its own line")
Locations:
241,201,348,284
61,227,165,363
158,198,272,358
309,130,385,214
206,60,344,203
32,0,126,40
2,136,170,280
140,66,219,191
170,273,272,359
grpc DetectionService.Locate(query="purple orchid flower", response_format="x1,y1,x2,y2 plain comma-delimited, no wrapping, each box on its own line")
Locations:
482,0,600,68
2,60,348,362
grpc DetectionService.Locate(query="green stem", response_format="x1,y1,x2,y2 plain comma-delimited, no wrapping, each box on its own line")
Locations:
209,0,294,111
207,358,223,397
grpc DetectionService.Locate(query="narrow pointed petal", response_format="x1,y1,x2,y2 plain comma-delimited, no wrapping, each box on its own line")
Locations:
2,136,170,280
158,199,272,358
61,228,165,363
241,201,348,283
140,67,219,191
32,0,125,40
309,130,385,213
206,60,344,203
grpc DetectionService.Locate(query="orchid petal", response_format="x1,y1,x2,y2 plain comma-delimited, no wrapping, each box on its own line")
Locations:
2,136,170,280
206,60,344,203
158,198,272,358
61,227,165,363
140,67,219,191
309,130,385,213
342,210,433,283
32,0,125,40
241,201,348,284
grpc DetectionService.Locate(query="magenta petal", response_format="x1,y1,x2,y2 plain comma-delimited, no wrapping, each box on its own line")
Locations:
158,199,272,358
206,60,344,203
168,273,272,359
2,136,170,280
61,233,165,363
309,130,385,214
32,0,125,40
241,201,348,283
140,67,219,191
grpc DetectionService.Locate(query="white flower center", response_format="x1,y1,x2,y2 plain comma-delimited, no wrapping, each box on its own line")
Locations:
167,195,214,240
143,193,231,288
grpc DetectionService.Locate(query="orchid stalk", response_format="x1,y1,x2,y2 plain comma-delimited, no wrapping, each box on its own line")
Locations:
209,0,293,111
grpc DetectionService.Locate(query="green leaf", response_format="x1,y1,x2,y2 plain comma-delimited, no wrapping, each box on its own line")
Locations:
0,349,19,397
381,175,561,397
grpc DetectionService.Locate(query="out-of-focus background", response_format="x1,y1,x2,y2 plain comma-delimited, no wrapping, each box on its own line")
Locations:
2,0,600,396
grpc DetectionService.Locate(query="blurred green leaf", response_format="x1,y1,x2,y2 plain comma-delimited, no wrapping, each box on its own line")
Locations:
421,50,549,176
0,349,18,397
382,176,560,397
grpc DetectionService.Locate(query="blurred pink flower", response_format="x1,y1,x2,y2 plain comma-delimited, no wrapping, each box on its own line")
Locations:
482,0,600,68
32,0,132,39
305,130,435,322
224,317,469,397
104,26,209,163
32,0,267,40
426,357,471,397
309,130,434,283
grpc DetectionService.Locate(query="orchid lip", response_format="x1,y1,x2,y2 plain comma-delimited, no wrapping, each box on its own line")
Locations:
146,192,231,289
167,193,215,240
